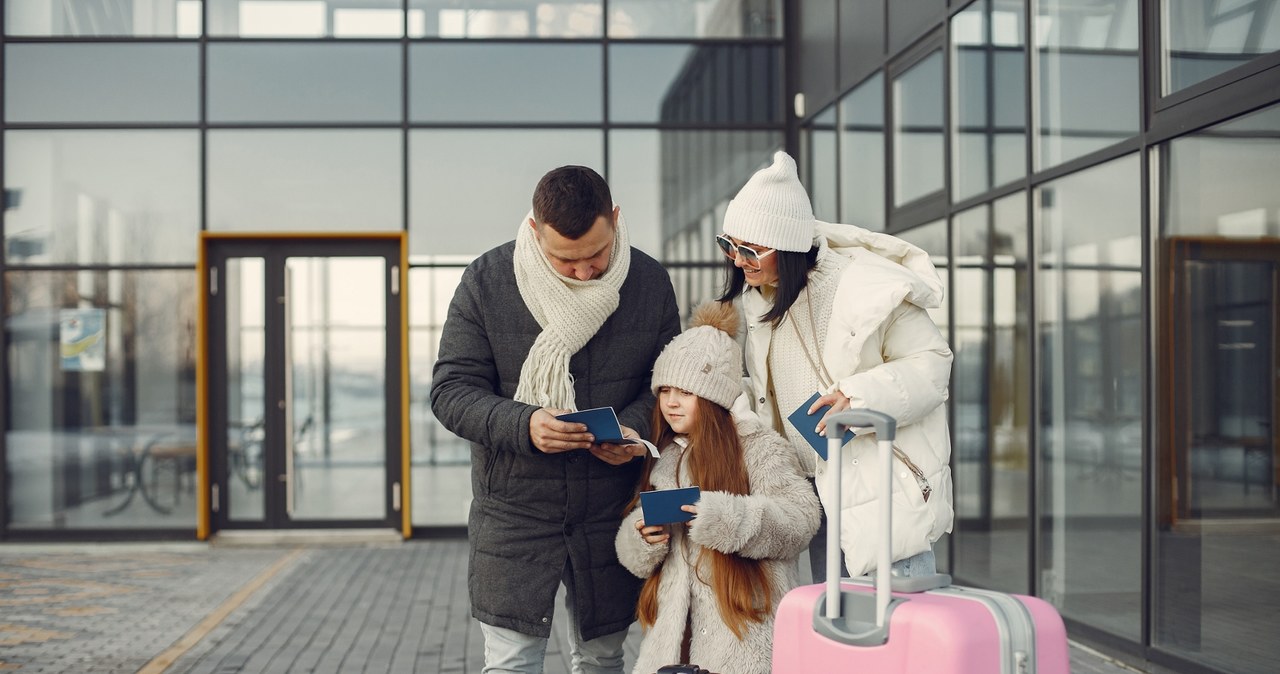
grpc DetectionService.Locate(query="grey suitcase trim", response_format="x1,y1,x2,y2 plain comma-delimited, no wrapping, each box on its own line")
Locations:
930,586,1037,674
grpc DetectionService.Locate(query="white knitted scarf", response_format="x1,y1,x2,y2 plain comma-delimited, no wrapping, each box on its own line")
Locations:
513,210,631,411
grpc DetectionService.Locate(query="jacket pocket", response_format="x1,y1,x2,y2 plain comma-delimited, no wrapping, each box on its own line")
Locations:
892,444,932,503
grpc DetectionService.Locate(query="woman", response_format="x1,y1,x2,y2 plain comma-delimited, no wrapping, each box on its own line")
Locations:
716,150,954,580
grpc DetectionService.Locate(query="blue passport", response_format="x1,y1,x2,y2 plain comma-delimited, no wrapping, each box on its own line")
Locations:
786,391,855,461
555,406,631,444
639,486,701,526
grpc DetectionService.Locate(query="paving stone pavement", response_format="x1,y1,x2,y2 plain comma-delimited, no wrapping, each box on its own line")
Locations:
0,540,1151,673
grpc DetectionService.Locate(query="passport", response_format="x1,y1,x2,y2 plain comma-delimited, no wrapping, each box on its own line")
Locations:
786,391,855,461
555,406,660,457
639,486,701,526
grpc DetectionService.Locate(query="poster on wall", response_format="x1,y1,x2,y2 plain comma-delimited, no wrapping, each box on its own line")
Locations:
60,308,106,372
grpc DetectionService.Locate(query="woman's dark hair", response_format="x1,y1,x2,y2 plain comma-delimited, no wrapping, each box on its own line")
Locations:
531,165,613,239
716,246,820,327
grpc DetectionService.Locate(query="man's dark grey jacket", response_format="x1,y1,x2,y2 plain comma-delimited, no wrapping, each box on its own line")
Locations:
430,241,681,641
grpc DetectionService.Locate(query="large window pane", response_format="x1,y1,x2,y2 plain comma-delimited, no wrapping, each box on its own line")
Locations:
1037,153,1141,638
5,269,197,530
209,0,405,37
951,193,1031,594
4,131,200,266
839,73,885,231
895,218,951,571
1034,0,1139,169
893,51,944,207
208,43,401,123
6,0,202,36
407,0,601,38
608,0,780,38
610,129,781,309
408,130,602,259
805,106,839,222
609,44,781,125
1157,104,1280,674
951,0,1027,202
207,130,402,232
409,44,601,123
1163,0,1280,94
5,44,199,124
409,266,470,527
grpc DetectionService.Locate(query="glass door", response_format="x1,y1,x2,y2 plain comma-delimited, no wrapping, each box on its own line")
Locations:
207,238,403,530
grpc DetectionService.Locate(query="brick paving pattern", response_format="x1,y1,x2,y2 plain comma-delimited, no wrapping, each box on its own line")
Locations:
0,540,1147,673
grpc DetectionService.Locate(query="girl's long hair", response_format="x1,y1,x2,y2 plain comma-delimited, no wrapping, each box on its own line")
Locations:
716,247,819,327
626,396,774,639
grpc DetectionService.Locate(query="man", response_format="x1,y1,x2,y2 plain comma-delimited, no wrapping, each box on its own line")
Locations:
430,165,681,674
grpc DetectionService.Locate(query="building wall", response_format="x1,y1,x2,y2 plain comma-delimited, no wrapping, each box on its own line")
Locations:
795,1,1280,673
0,1,784,532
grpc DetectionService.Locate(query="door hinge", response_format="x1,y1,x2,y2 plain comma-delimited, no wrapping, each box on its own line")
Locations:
211,484,220,512
210,267,219,295
393,481,401,512
391,265,400,296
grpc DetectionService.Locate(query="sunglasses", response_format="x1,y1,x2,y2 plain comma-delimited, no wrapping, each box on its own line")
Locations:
715,234,776,267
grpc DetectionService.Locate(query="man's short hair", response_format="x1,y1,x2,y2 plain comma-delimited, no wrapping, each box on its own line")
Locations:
532,165,613,239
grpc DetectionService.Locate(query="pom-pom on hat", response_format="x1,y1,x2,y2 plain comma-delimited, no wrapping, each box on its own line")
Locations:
722,150,817,253
651,301,743,409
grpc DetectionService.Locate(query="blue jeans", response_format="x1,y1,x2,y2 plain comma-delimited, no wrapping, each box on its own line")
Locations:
886,549,937,578
479,568,628,674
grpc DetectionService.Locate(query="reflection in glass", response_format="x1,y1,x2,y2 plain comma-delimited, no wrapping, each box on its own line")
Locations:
4,131,200,266
407,0,602,37
951,0,1027,202
895,219,951,571
1163,0,1280,94
839,73,885,231
608,0,780,38
208,43,400,123
610,44,781,125
4,270,197,529
6,0,203,36
410,43,601,123
226,258,266,522
408,130,603,259
209,0,404,37
1034,0,1139,169
207,130,401,232
287,257,387,520
893,52,944,207
951,193,1031,594
1166,105,1280,239
5,44,199,124
608,129,779,319
409,267,471,526
1157,103,1280,674
806,106,839,221
1037,153,1141,638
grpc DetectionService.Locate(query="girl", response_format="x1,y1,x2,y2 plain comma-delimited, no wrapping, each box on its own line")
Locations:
615,301,819,674
717,150,953,581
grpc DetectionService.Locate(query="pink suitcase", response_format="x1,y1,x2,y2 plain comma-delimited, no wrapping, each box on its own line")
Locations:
771,409,1070,674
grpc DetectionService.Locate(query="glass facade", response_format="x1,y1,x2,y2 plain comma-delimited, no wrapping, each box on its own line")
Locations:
2,2,783,535
796,1,1279,672
1156,104,1280,674
3,2,1279,671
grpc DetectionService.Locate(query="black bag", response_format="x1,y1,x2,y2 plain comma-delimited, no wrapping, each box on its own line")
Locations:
656,666,710,674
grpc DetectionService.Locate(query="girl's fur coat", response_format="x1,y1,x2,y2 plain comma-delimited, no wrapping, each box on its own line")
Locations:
615,412,820,674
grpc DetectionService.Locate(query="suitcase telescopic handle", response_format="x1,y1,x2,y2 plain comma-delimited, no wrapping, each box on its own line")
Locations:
824,409,896,627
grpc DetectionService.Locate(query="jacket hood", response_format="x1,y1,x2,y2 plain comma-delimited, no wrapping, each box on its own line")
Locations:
814,221,945,309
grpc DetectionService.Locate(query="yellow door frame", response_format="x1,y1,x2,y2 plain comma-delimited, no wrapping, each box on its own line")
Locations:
195,232,411,539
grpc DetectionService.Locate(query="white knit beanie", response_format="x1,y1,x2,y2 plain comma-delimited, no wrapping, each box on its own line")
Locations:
651,302,742,409
723,150,817,253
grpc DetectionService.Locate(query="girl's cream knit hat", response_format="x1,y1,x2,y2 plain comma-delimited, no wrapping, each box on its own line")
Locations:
650,301,742,409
